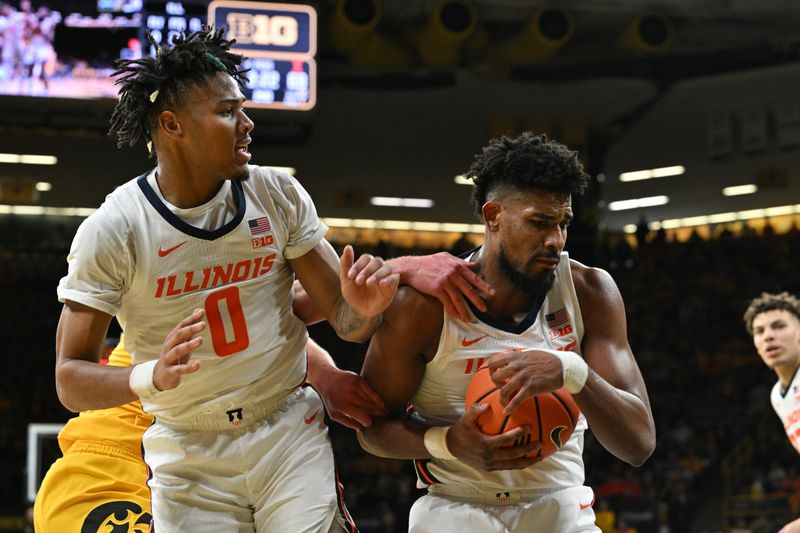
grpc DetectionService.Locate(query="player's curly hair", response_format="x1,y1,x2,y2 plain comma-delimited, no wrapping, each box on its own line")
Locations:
743,291,800,334
465,132,590,217
108,27,249,154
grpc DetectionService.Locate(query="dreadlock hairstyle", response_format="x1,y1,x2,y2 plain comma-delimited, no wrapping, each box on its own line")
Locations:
743,291,800,335
465,132,590,217
108,27,249,155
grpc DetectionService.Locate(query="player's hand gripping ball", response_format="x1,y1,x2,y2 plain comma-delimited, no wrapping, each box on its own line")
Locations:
465,349,581,461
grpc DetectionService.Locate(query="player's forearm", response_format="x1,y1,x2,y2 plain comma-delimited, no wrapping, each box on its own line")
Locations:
357,417,430,460
292,280,325,326
328,296,382,343
56,358,138,412
385,256,418,286
305,337,336,387
577,371,656,466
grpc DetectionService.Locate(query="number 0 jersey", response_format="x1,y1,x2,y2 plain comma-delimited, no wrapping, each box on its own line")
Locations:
411,252,589,492
57,166,327,421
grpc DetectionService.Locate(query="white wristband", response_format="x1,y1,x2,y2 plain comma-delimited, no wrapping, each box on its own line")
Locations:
549,350,589,394
423,426,457,460
129,360,160,399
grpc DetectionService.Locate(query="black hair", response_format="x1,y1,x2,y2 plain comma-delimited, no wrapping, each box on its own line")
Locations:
108,27,249,153
466,132,590,217
743,291,800,335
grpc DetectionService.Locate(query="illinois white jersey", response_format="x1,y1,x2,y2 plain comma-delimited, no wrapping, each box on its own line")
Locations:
411,251,588,492
771,369,800,454
58,165,328,420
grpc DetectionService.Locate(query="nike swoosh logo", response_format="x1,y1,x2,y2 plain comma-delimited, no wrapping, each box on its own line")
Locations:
579,497,595,511
304,410,319,425
461,335,487,347
157,241,186,257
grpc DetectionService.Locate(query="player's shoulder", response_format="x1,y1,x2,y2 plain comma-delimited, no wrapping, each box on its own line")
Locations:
393,285,440,308
376,286,444,355
384,286,442,333
246,165,295,187
771,380,783,399
568,258,622,311
771,380,789,411
568,258,616,291
91,174,148,222
244,165,307,202
81,179,140,232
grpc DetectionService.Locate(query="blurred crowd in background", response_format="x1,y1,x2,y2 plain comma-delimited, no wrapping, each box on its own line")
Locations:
1,214,800,533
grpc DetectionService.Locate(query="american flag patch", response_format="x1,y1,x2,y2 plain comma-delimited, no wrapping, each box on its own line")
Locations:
248,216,271,235
545,308,569,328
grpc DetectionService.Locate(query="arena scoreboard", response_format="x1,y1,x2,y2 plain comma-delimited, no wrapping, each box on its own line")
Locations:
208,1,317,110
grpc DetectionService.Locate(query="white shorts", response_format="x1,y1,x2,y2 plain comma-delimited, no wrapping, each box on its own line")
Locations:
142,386,357,532
409,485,598,533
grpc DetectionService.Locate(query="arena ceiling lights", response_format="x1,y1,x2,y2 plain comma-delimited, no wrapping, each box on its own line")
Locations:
370,196,435,208
0,205,96,216
722,184,758,196
607,195,670,211
0,153,58,165
618,165,685,182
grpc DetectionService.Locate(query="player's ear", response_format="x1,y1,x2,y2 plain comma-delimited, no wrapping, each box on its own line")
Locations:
158,111,182,139
483,201,501,231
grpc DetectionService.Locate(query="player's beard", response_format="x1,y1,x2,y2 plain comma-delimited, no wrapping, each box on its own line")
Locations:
498,245,556,296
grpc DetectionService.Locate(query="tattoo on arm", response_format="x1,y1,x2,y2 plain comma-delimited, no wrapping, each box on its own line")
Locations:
332,297,381,337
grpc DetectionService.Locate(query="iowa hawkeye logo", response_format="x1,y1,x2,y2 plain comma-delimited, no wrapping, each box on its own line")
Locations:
82,500,151,532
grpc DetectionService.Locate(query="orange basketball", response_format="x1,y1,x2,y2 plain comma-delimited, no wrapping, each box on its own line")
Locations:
464,354,580,461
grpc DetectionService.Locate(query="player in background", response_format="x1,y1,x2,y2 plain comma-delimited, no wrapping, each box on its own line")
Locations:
54,27,402,532
358,132,656,533
744,291,800,533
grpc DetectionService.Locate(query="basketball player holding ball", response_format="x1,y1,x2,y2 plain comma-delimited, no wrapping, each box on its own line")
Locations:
358,132,655,533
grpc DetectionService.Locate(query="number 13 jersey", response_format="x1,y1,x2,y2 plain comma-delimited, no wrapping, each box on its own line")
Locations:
57,166,328,421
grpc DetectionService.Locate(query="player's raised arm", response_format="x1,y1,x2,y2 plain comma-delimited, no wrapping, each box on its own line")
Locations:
294,252,496,324
289,240,398,342
387,252,494,322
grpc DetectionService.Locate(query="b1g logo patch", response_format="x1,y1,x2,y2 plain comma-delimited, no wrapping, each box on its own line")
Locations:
546,308,573,340
81,501,151,533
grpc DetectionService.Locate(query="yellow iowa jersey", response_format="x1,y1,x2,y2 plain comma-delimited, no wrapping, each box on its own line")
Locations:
35,336,154,533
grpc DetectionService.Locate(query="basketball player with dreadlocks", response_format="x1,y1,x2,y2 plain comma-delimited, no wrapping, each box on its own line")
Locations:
358,133,656,533
51,27,498,531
